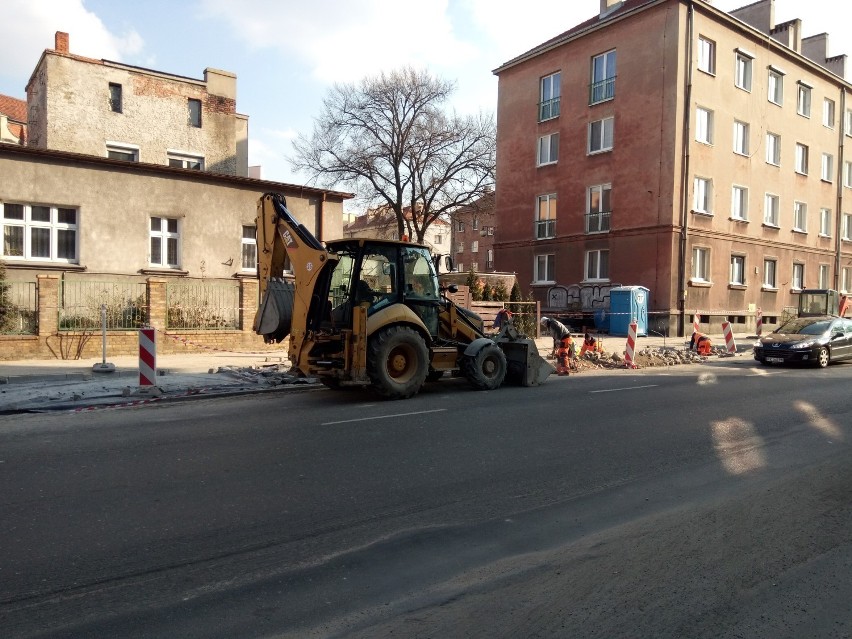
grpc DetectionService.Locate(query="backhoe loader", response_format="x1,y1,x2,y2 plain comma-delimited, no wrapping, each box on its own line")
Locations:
253,193,553,399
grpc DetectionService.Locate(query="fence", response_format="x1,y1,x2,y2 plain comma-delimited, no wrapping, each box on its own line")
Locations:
59,280,148,331
166,280,240,330
1,281,37,335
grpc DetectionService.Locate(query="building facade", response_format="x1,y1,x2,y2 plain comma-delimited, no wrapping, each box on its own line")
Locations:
343,205,451,257
493,0,850,335
451,192,497,275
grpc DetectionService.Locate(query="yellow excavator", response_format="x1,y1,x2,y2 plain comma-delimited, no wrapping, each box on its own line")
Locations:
253,193,553,399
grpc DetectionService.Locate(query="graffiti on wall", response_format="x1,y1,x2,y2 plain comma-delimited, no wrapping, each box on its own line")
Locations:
547,283,622,312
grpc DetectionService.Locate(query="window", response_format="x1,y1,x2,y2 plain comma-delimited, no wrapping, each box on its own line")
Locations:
797,83,811,117
730,255,746,285
793,201,807,232
821,153,834,182
534,254,555,283
763,259,777,289
844,213,852,240
731,186,748,220
539,72,561,121
792,263,804,290
587,184,612,233
733,120,750,155
457,241,464,252
764,193,780,226
106,142,139,162
697,37,716,74
471,240,479,253
735,51,753,91
472,218,479,231
692,247,710,282
536,194,556,239
693,177,712,214
590,49,616,104
434,234,443,245
150,217,180,268
820,208,832,237
842,267,852,294
846,109,852,136
471,262,479,272
795,143,809,175
457,220,465,232
486,249,494,270
766,132,780,165
537,133,559,165
819,264,830,289
188,98,202,127
585,249,609,281
241,225,256,271
1,202,77,262
695,107,713,144
845,161,852,188
823,98,836,128
588,117,614,153
168,153,204,170
767,68,783,104
485,226,494,236
109,82,122,113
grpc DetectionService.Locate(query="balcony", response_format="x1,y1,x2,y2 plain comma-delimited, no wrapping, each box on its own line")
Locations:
539,97,561,122
535,219,556,239
589,77,616,105
585,211,611,234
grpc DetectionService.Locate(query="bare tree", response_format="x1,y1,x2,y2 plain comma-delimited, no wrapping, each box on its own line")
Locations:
291,66,495,244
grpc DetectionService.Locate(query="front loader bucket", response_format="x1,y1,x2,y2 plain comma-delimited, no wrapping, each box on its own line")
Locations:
254,278,295,343
494,322,555,387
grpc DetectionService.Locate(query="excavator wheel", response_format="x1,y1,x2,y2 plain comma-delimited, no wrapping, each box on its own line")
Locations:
366,325,429,400
461,343,507,391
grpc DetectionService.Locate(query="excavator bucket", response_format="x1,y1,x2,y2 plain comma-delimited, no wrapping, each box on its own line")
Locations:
254,278,295,343
493,321,555,386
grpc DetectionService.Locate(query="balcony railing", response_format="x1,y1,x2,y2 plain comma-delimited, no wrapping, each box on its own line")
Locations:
585,211,611,234
538,97,561,122
589,76,616,104
535,219,556,239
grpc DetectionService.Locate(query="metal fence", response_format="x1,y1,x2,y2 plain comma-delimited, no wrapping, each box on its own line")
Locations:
1,281,37,335
166,281,239,330
59,280,148,331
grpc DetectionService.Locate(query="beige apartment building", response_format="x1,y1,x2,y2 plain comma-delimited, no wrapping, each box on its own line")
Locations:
493,0,851,336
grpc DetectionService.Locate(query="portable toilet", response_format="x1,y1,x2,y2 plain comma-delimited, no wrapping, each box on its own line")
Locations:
608,286,649,336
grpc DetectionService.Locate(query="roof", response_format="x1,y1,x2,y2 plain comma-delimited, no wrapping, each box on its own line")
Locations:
0,94,27,122
345,206,450,233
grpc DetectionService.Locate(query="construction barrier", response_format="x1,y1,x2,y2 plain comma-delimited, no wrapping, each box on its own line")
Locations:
693,311,701,334
624,321,638,368
721,321,737,354
756,307,763,337
139,328,157,386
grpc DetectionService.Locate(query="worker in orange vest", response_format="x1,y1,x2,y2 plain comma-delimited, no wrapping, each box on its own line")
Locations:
555,334,577,376
579,332,604,357
690,331,713,355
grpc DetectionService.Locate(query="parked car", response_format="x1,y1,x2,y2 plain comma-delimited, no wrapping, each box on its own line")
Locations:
754,315,852,367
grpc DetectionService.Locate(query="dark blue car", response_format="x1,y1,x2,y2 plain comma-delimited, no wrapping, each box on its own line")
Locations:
754,316,852,368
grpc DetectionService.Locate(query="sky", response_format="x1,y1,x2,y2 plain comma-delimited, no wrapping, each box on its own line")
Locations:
1,0,850,191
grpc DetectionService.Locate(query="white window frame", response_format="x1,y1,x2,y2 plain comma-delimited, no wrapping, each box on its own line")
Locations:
764,193,780,227
731,185,748,221
106,141,140,162
735,51,753,91
241,225,257,272
584,249,610,282
792,263,804,291
150,216,180,268
590,49,617,104
539,71,561,122
846,109,852,136
692,246,710,282
456,262,463,273
695,107,713,144
765,132,780,166
1,202,78,263
823,98,836,128
588,117,614,154
486,248,494,269
820,208,832,237
167,151,205,170
819,264,830,289
534,254,555,284
842,267,852,294
471,240,479,253
797,82,811,117
733,120,750,155
844,213,852,241
763,259,777,289
845,161,852,188
793,201,808,233
697,36,716,75
821,153,834,182
587,183,612,234
767,68,783,105
537,133,559,166
457,241,464,253
730,255,746,286
693,177,712,214
795,143,809,175
434,234,443,245
535,193,557,239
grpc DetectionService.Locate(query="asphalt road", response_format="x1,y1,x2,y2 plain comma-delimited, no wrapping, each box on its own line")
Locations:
1,358,850,638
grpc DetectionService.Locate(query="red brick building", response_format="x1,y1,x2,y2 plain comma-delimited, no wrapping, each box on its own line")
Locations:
493,0,850,335
451,192,496,274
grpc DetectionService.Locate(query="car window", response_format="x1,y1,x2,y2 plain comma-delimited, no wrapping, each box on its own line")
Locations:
776,318,832,335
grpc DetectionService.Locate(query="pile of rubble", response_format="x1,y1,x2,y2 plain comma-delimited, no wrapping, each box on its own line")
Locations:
214,363,317,386
549,344,739,371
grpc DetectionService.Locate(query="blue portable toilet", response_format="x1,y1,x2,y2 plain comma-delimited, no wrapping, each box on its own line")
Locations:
608,286,649,336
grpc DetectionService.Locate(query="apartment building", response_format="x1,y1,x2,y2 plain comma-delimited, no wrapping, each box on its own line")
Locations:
451,191,497,274
343,205,451,256
493,0,850,335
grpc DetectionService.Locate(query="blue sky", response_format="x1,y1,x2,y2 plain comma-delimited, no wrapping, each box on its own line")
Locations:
1,0,849,190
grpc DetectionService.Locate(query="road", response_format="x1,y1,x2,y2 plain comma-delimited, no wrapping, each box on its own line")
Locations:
1,358,851,638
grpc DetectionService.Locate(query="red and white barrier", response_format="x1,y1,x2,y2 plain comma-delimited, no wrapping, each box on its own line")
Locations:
755,307,763,337
721,321,737,354
693,311,701,335
624,321,638,368
139,328,157,386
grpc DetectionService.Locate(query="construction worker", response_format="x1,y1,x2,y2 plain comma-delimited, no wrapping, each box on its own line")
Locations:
493,308,513,329
579,332,605,357
541,316,572,357
555,334,577,375
690,331,713,355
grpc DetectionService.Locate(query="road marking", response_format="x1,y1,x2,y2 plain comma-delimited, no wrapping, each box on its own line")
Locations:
589,384,659,394
321,408,447,425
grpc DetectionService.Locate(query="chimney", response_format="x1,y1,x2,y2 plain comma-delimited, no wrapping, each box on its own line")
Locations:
600,0,624,18
55,31,69,53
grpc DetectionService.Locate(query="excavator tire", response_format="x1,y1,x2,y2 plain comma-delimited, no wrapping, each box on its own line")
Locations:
461,343,507,391
366,325,429,400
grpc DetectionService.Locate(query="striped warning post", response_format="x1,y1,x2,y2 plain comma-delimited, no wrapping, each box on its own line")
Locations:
721,321,737,354
624,321,639,368
755,307,763,337
139,328,157,386
693,311,701,335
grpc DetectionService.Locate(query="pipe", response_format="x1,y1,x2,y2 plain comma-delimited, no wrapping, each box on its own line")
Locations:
835,86,847,290
676,0,695,337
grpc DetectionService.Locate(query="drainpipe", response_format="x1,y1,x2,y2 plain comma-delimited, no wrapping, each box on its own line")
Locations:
835,87,847,290
676,0,695,337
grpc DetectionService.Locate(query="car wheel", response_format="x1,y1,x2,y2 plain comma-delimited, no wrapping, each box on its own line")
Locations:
461,343,507,391
817,347,830,368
